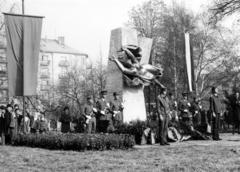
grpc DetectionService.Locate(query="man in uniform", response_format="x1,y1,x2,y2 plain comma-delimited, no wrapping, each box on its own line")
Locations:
178,92,193,134
157,88,170,146
209,87,222,140
179,93,209,140
96,90,114,133
83,96,97,133
110,92,124,126
191,97,202,129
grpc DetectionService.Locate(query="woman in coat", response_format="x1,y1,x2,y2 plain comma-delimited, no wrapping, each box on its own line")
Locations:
59,106,72,133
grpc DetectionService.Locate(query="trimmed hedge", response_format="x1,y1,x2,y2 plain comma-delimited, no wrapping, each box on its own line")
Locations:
12,132,135,151
114,120,147,144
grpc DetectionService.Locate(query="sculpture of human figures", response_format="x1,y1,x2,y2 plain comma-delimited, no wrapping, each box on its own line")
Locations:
109,45,165,88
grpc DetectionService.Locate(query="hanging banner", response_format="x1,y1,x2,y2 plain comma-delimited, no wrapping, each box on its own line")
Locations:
4,13,43,96
185,32,193,92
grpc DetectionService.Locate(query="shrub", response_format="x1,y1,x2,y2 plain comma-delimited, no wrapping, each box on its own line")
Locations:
12,132,135,151
114,120,147,144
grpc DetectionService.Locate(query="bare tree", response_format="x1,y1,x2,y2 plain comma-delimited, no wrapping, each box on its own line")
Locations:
192,12,240,98
0,0,20,32
128,0,240,100
210,0,240,23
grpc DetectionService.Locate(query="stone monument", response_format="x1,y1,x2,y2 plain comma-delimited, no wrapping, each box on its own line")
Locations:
106,27,162,123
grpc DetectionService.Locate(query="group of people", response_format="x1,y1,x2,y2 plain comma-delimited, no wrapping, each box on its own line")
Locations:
59,90,124,134
83,90,123,133
1,85,239,147
155,86,225,146
0,102,49,145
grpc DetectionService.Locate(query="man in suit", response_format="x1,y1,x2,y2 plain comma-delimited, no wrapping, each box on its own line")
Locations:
209,86,222,140
96,90,114,132
110,92,124,126
158,88,170,146
231,90,240,134
83,96,97,134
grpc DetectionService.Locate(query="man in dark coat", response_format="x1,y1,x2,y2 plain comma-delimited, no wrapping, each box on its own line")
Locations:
4,104,15,144
59,106,72,133
110,92,124,126
0,106,6,145
209,87,222,140
157,88,170,146
231,91,240,134
96,90,114,133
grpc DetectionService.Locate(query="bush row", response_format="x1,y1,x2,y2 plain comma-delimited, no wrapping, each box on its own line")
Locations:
12,132,135,151
114,120,148,144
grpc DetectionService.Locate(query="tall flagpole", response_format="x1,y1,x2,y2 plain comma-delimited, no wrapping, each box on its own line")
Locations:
22,0,25,14
22,0,26,132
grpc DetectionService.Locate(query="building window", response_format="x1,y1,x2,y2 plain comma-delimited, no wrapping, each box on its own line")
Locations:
0,63,7,73
41,80,49,86
40,68,50,78
0,77,7,88
0,90,7,99
0,49,6,60
42,54,49,61
41,68,49,75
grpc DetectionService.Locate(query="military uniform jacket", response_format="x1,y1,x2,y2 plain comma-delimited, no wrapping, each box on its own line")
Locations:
158,95,170,117
179,99,191,118
110,99,123,121
83,103,95,117
209,95,221,114
96,98,111,120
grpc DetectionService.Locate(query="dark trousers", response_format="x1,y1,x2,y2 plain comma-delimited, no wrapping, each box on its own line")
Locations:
159,115,169,144
97,120,109,133
212,113,220,140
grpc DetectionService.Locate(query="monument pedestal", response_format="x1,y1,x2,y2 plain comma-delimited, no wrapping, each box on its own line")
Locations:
122,87,146,123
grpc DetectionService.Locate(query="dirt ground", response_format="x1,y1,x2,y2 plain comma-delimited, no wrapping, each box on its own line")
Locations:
1,133,240,172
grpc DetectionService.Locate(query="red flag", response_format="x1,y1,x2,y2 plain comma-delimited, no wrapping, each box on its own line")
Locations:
4,13,43,96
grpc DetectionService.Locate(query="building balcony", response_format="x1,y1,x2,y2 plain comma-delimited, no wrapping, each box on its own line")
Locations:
58,73,67,79
40,73,50,78
40,60,50,66
59,60,70,67
41,85,50,90
0,70,7,74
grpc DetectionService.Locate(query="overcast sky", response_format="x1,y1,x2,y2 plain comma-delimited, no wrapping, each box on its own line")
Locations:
19,0,210,63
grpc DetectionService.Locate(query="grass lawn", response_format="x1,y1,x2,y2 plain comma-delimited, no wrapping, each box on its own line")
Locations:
1,133,240,172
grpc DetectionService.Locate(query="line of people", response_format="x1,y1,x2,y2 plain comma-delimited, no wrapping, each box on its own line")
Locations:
156,86,222,146
0,102,50,145
59,90,124,134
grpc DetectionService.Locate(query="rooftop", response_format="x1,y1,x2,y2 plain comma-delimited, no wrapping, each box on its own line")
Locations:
40,38,88,56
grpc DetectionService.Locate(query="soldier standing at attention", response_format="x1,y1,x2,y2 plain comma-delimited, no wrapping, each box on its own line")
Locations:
158,88,170,146
83,96,97,134
110,92,124,126
96,90,114,133
209,87,222,141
